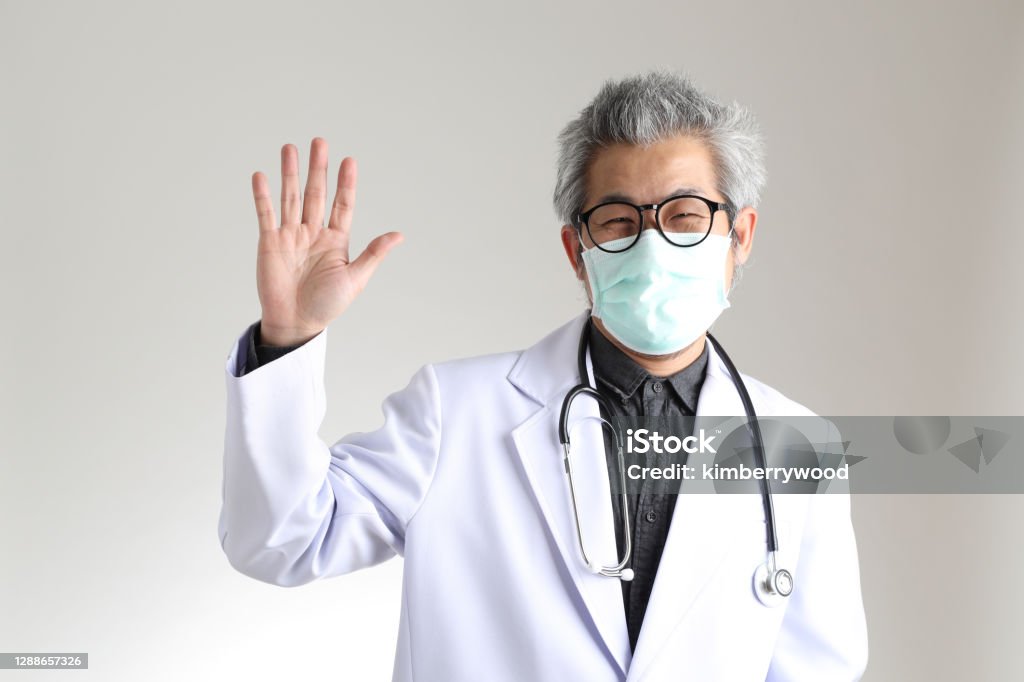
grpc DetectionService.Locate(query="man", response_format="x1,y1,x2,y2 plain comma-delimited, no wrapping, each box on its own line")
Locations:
219,70,869,681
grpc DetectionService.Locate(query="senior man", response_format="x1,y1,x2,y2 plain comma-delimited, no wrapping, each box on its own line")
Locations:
218,70,869,681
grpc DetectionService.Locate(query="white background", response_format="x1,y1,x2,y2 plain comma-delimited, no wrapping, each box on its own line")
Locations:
2,0,1022,679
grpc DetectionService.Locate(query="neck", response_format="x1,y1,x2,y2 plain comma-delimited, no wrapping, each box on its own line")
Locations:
592,316,706,378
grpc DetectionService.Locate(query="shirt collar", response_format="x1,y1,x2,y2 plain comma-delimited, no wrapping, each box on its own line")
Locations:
588,320,709,412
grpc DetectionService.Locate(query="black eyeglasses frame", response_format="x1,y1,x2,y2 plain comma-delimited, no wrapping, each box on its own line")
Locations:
574,194,733,253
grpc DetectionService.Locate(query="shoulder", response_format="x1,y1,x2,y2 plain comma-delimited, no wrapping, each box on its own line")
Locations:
426,313,586,398
430,348,523,384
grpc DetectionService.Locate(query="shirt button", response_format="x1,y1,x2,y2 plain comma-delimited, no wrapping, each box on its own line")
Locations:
651,381,663,394
645,511,658,523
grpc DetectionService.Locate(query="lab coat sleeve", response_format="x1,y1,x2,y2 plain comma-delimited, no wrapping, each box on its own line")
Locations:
217,324,442,587
764,439,870,680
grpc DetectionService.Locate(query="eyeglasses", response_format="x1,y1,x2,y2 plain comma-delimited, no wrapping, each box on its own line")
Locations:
575,194,732,253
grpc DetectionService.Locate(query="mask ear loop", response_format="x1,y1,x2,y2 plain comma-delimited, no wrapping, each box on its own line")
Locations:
724,212,741,295
721,202,738,244
724,203,737,241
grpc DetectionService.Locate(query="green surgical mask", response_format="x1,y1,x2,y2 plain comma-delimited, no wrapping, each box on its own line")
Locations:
581,230,732,355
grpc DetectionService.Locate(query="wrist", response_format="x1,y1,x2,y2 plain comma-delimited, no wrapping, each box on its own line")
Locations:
258,320,323,347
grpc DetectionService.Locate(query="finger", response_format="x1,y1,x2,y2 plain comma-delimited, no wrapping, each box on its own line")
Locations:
280,144,301,226
348,231,404,289
251,172,277,233
302,137,329,228
327,157,357,237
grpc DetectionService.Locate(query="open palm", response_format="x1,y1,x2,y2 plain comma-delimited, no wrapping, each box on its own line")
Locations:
252,138,402,346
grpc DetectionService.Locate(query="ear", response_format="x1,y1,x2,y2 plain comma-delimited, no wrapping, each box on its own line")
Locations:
560,224,584,278
730,206,757,265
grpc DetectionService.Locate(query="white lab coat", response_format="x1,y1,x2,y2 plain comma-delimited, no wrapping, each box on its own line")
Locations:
218,312,868,681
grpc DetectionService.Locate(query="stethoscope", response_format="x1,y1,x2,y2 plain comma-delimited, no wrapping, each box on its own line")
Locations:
557,317,794,608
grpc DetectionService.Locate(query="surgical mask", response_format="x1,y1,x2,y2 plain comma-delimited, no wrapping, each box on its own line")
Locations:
580,229,732,356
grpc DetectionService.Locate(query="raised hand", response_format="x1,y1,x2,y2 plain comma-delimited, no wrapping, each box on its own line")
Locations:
251,138,403,346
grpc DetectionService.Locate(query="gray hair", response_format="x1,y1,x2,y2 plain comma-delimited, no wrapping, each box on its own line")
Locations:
553,69,766,230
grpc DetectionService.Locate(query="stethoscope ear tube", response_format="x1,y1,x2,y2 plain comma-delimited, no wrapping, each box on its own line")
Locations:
559,317,633,580
559,393,634,581
559,385,616,445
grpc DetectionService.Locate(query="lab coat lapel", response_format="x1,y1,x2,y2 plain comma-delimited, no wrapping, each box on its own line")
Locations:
509,313,632,677
625,337,750,682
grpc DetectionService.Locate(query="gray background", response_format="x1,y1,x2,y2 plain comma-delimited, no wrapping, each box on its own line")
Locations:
1,0,1022,679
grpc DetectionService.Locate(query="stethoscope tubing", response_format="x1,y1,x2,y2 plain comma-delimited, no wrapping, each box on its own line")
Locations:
557,317,785,586
704,330,780,554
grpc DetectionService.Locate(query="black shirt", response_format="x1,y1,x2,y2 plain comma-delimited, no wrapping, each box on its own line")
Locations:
239,318,709,654
587,321,708,653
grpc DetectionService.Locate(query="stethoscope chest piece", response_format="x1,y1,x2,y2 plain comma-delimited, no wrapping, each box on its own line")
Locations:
752,559,794,608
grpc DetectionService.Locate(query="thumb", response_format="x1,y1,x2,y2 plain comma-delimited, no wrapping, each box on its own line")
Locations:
349,231,404,286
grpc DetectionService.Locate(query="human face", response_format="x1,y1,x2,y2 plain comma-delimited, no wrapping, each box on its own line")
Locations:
558,133,758,370
560,133,757,301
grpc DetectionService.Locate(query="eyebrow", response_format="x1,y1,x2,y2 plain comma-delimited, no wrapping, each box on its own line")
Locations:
593,186,709,204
